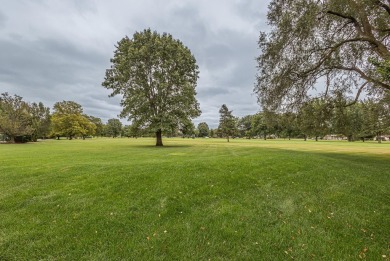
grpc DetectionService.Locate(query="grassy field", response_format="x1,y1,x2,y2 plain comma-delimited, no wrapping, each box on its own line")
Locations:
0,138,389,260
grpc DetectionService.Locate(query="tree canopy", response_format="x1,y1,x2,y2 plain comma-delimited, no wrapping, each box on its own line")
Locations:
105,118,122,138
51,101,96,139
197,122,210,137
255,0,390,111
218,104,237,142
102,29,201,146
0,93,33,143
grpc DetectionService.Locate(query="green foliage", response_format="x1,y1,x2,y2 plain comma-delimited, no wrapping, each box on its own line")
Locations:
298,99,332,141
105,118,122,138
180,121,195,137
197,122,209,137
237,115,253,138
0,93,33,142
218,104,237,142
251,113,268,140
30,102,51,141
103,29,201,146
86,116,104,137
51,101,96,139
371,58,390,84
256,0,390,111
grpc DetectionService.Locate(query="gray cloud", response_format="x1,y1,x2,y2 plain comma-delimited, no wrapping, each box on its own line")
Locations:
1,0,270,126
0,11,6,29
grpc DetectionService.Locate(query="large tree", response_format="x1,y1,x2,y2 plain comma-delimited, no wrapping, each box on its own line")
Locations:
0,93,33,143
102,29,201,146
255,0,390,111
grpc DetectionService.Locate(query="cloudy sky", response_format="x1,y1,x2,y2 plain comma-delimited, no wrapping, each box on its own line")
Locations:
0,0,270,128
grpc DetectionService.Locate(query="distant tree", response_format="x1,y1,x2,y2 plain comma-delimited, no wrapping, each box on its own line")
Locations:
298,99,332,141
279,112,298,140
238,115,253,138
264,110,282,138
30,102,51,141
51,101,95,140
180,121,195,138
102,28,201,146
218,104,237,142
0,93,33,143
255,0,390,111
197,122,209,137
361,97,390,143
251,113,267,140
209,129,215,138
106,118,122,138
86,116,104,137
331,98,364,141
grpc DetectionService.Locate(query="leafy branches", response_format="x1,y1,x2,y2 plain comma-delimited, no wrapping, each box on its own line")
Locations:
255,0,390,111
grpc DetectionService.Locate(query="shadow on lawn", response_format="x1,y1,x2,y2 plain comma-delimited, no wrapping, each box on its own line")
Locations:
134,144,193,149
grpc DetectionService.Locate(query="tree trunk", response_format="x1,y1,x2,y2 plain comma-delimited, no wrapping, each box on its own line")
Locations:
304,135,307,141
227,135,230,142
348,135,352,142
9,136,15,143
156,129,163,146
315,136,318,141
377,132,382,144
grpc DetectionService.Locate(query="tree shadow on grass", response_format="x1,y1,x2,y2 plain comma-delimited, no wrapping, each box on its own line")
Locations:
133,144,193,149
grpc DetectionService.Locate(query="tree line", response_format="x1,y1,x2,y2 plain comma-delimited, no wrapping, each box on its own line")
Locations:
1,92,389,143
213,99,389,143
0,92,133,143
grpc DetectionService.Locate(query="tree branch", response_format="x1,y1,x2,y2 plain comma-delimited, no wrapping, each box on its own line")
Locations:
332,65,390,90
375,0,390,16
345,82,369,107
326,10,363,34
302,37,381,76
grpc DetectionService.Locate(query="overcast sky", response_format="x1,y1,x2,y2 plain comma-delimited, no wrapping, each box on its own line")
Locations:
0,0,270,128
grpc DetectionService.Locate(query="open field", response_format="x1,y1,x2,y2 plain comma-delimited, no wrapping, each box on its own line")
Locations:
0,138,389,260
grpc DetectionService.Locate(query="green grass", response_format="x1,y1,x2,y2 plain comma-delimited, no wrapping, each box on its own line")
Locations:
0,138,389,260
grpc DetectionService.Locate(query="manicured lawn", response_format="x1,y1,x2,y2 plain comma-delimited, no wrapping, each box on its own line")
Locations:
0,138,389,260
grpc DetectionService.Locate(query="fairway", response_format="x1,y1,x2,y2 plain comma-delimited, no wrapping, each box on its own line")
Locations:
1,138,389,260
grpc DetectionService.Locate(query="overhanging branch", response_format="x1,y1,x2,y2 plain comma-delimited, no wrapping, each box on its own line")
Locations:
332,65,390,90
345,81,369,107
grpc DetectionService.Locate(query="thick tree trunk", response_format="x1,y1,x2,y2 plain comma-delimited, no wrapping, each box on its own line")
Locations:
10,136,15,143
304,135,307,141
315,136,318,141
227,135,230,142
348,135,352,142
377,132,382,144
156,129,163,146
